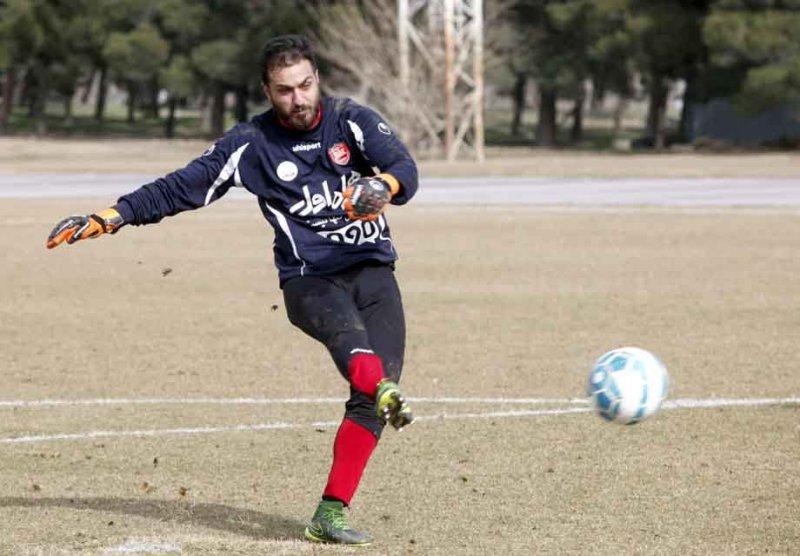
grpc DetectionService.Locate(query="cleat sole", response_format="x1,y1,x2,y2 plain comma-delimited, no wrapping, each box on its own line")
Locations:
304,527,372,546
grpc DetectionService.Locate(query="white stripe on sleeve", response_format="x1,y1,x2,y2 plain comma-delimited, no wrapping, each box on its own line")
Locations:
204,142,250,206
347,120,365,153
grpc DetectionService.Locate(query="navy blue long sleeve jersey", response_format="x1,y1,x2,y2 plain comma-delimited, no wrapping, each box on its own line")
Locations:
115,96,418,286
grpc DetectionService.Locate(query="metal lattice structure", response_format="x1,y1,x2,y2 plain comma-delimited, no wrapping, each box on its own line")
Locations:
398,0,485,162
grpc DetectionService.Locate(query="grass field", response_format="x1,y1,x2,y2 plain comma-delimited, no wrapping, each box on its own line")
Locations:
0,192,798,555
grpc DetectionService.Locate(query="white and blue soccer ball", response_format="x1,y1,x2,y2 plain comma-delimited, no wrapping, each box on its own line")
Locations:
586,347,669,425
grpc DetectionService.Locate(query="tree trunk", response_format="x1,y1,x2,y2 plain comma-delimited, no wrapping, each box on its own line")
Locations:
149,77,160,119
210,85,226,137
0,68,17,130
200,93,212,134
80,70,94,104
64,95,74,128
646,73,668,149
536,86,558,147
126,83,136,124
165,97,177,138
24,69,37,117
33,91,47,136
234,86,248,123
612,95,628,139
570,93,584,145
591,80,606,112
94,64,108,122
679,72,698,144
511,73,526,137
28,67,48,136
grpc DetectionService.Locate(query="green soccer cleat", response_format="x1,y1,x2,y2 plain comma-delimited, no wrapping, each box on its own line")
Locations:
304,499,373,546
376,379,414,431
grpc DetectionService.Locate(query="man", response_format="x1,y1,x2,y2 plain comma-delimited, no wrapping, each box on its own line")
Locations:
46,34,417,546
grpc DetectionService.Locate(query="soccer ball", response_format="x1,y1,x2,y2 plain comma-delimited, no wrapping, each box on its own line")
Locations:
586,346,669,425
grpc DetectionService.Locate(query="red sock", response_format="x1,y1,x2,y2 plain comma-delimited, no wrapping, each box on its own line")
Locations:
322,418,378,506
348,353,385,397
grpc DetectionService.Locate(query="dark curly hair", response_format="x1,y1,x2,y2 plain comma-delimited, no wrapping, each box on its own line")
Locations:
259,34,318,84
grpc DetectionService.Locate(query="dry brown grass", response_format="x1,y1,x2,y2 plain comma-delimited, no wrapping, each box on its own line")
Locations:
1,137,799,177
0,199,798,554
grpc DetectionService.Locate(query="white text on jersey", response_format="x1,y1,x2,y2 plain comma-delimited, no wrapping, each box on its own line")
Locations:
289,173,361,217
292,142,321,152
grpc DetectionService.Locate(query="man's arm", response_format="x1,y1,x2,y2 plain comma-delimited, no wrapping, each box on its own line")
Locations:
116,132,251,226
46,129,252,249
347,106,418,202
341,105,418,221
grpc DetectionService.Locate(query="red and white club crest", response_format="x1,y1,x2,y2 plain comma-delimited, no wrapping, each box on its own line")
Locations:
328,142,351,165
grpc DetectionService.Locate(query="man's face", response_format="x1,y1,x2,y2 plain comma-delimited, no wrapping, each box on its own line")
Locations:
263,59,321,131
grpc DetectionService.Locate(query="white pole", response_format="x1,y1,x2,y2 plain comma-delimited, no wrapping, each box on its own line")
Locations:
398,0,409,90
444,0,456,161
473,0,485,163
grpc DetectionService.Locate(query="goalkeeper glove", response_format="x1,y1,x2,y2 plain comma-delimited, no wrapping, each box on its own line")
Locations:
46,207,125,249
343,174,400,222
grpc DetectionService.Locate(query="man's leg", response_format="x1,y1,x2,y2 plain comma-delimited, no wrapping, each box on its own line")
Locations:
282,273,401,545
283,274,390,428
352,264,412,430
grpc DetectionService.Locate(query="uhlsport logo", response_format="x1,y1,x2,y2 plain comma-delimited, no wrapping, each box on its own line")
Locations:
292,142,321,153
328,142,351,165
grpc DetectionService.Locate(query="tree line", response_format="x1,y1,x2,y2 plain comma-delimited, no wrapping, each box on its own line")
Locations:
1,0,799,150
0,0,310,137
498,0,800,148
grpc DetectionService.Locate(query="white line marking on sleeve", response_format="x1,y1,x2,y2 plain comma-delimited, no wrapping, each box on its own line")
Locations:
204,142,249,206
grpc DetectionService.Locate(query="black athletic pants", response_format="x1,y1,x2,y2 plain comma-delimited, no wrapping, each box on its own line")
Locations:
282,262,405,437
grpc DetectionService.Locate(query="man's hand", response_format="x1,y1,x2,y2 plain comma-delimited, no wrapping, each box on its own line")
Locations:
46,207,125,249
343,174,400,222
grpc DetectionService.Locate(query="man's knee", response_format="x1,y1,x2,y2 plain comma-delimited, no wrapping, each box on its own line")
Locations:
347,352,386,397
344,392,386,439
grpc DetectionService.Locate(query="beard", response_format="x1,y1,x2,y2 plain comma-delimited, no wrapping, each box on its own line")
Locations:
287,105,317,129
276,93,320,130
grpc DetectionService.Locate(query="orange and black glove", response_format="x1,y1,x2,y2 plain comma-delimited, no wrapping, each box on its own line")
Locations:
343,174,400,222
46,207,125,249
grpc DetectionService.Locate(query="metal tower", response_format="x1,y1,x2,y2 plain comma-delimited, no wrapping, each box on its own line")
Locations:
398,0,485,162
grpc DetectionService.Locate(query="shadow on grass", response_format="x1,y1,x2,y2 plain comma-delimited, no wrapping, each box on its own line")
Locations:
0,496,305,541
